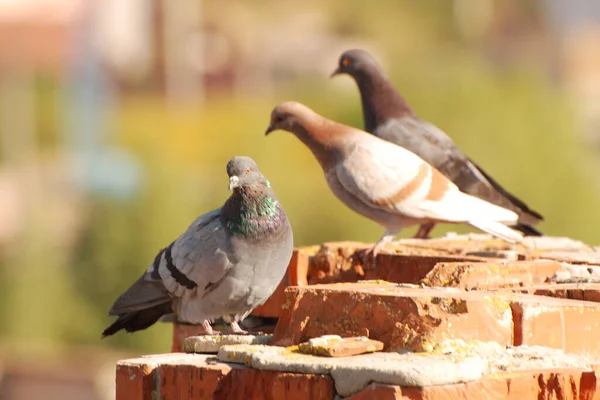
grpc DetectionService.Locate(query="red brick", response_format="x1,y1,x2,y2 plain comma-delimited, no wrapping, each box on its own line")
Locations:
118,354,335,400
511,295,600,354
344,368,599,400
272,283,514,351
116,354,191,400
172,323,201,352
157,357,233,400
396,236,527,255
492,368,598,400
307,242,488,285
513,283,600,303
421,260,564,290
342,383,403,400
218,369,335,400
288,249,310,286
116,360,156,400
529,250,600,265
590,364,600,397
396,379,508,400
117,355,600,400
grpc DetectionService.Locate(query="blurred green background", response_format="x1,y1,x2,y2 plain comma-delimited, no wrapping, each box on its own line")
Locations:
1,0,600,397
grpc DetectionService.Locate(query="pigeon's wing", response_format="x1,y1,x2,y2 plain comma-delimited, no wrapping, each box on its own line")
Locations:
374,116,470,180
108,209,235,315
466,157,543,224
336,136,518,225
160,208,236,298
107,273,171,316
335,137,446,220
376,117,543,225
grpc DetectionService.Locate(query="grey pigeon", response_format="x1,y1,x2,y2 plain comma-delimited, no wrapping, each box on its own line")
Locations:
102,156,294,337
331,49,543,239
266,102,521,258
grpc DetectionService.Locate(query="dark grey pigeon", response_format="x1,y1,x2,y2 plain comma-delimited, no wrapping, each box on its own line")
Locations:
331,49,543,238
102,156,294,337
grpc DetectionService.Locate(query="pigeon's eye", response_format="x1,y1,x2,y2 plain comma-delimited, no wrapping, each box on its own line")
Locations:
245,168,251,174
342,57,351,67
274,116,283,124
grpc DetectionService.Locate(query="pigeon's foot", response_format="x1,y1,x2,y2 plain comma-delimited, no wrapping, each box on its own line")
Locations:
362,246,379,270
414,223,435,239
199,319,218,335
361,242,384,270
362,231,396,269
229,321,249,335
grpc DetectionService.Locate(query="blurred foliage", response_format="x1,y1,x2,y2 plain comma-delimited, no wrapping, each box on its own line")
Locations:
1,0,599,356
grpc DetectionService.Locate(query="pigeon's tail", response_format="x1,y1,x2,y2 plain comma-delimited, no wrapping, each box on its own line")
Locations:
511,223,543,237
102,301,173,338
468,220,523,243
465,158,544,226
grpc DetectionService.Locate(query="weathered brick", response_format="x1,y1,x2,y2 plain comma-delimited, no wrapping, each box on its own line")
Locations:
116,360,155,400
299,336,384,357
288,248,310,286
421,260,564,290
513,283,600,303
342,383,403,400
511,295,600,354
530,250,600,265
307,242,488,285
117,353,335,400
116,354,191,400
218,369,335,400
489,368,598,400
172,323,201,353
157,357,234,400
272,283,514,351
344,368,599,400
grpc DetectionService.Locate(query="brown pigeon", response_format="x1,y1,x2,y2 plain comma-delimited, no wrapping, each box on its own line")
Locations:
331,49,543,239
266,102,522,259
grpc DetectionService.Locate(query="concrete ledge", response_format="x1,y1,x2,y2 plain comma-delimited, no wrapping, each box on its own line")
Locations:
116,340,599,399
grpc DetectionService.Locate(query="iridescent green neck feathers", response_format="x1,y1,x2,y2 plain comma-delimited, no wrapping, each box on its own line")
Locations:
221,182,285,239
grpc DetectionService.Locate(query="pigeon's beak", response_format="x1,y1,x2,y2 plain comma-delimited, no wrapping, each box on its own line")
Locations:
228,175,239,191
330,67,342,78
265,124,275,136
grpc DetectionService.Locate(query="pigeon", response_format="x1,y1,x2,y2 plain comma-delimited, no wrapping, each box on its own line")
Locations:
331,49,543,239
265,102,522,258
102,156,294,337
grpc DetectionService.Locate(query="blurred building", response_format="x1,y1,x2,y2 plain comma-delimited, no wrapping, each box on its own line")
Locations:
452,0,600,149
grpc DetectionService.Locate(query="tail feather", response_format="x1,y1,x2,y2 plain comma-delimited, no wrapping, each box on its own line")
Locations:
425,190,519,224
469,220,523,243
458,194,519,224
511,223,543,237
102,301,173,338
467,157,544,223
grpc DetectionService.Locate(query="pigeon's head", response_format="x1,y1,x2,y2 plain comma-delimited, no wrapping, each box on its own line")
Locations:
331,49,380,79
226,156,264,191
265,101,317,137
